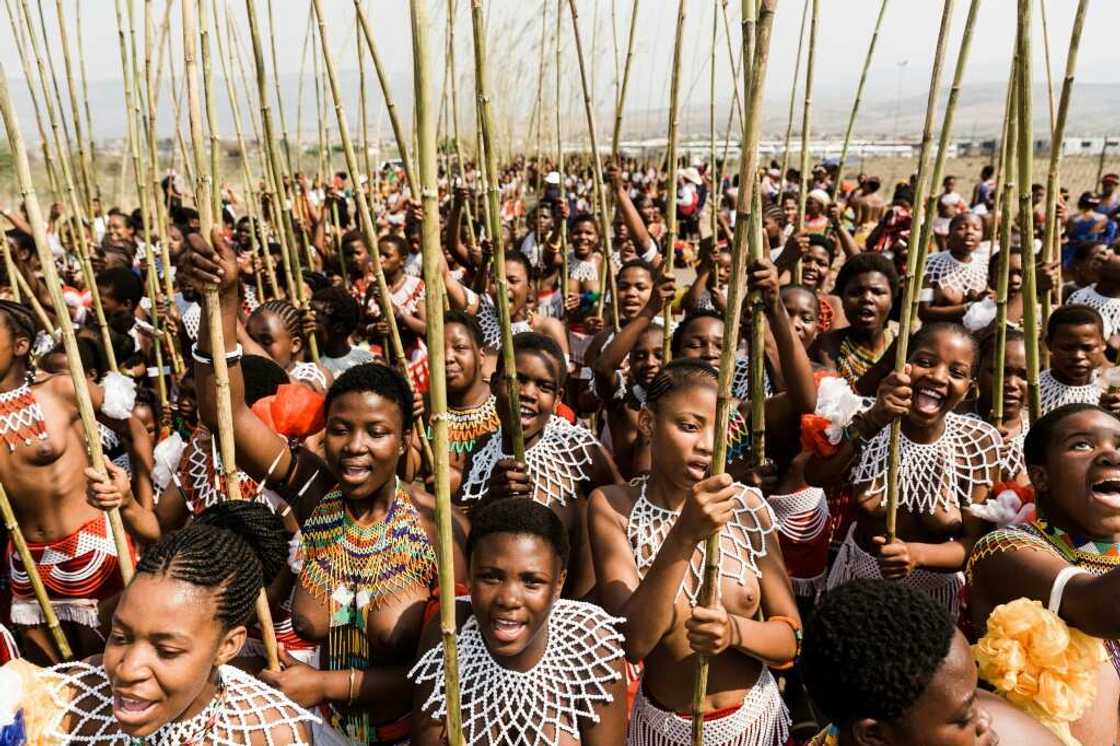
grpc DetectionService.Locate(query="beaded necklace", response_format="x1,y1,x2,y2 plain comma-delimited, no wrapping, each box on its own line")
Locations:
1039,369,1101,415
852,412,1001,514
924,250,988,297
626,476,775,606
460,417,596,508
1030,518,1120,570
804,725,840,746
410,599,625,746
41,663,317,745
0,378,48,452
836,328,894,388
297,482,437,740
445,394,501,454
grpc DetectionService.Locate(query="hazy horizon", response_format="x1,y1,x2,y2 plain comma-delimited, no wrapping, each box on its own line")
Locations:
2,0,1118,146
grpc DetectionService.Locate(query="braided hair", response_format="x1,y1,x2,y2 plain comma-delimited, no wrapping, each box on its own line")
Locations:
251,299,304,345
135,501,288,629
0,300,37,344
645,358,718,409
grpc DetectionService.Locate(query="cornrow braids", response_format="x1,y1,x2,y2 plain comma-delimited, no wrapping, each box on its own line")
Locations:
135,501,289,629
252,299,304,343
645,358,718,409
0,300,37,343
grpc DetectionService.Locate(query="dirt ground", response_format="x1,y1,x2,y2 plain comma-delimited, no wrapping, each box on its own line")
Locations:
3,149,1119,211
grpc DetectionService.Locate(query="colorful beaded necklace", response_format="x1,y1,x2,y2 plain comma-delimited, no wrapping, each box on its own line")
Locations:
1029,518,1120,571
804,724,840,746
837,328,895,388
445,394,500,454
297,481,437,741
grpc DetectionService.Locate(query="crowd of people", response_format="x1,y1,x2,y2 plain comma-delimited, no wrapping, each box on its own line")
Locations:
0,147,1118,745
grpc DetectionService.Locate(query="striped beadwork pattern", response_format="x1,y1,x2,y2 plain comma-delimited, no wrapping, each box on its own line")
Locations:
297,486,437,618
446,395,501,455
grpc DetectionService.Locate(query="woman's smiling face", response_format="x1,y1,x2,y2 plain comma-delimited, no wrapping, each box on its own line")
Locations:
906,328,975,427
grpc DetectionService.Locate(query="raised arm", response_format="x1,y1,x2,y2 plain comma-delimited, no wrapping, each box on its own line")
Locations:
180,229,331,515
592,274,675,380
608,165,654,259
750,258,816,420
445,185,474,270
828,203,860,258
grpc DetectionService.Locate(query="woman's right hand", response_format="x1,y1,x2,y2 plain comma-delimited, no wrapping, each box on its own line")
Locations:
677,473,739,544
867,365,912,427
181,229,239,295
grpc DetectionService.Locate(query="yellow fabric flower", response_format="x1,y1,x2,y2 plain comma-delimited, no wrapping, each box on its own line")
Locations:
974,598,1108,746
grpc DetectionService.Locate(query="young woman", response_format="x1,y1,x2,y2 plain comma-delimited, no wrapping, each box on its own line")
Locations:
181,228,468,743
589,360,799,746
442,311,499,494
0,301,150,662
474,252,570,377
35,501,331,744
972,330,1029,484
670,259,818,488
918,214,989,324
411,498,627,745
245,299,333,393
1040,305,1108,415
967,404,1120,745
683,240,731,314
543,209,605,364
792,235,846,333
808,323,1002,620
354,233,429,393
591,271,675,478
459,332,621,599
802,579,1061,746
810,253,899,395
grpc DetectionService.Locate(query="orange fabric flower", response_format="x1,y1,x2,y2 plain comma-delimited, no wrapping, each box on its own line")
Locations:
251,383,326,439
801,414,840,458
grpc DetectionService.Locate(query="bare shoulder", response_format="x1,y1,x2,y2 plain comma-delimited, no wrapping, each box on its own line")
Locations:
589,482,638,525
978,690,1064,746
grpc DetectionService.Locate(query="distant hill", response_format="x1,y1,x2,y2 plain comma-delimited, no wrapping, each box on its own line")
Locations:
630,82,1120,142
5,69,1117,149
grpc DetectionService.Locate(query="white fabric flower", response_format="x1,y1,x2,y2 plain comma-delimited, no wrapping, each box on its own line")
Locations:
966,488,1032,528
152,432,186,492
100,371,137,420
816,376,864,444
0,662,23,727
963,297,998,332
